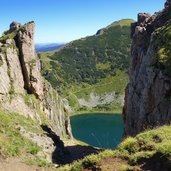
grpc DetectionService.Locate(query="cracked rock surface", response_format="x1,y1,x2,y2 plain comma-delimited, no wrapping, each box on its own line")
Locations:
123,0,171,136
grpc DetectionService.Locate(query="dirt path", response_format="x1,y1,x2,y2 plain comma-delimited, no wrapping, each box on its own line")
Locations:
83,157,129,171
0,139,101,171
0,158,54,171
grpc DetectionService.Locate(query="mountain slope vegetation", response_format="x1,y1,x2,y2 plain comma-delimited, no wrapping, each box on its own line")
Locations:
39,19,133,113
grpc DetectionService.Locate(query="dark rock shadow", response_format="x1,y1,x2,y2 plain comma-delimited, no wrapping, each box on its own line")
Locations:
138,153,171,171
64,145,100,164
41,124,66,164
41,124,101,165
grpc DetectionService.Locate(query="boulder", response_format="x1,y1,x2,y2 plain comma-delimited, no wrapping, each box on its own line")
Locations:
9,21,21,32
137,13,151,24
5,39,14,44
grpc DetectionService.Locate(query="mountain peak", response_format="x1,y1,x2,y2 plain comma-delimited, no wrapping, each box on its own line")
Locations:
96,18,134,36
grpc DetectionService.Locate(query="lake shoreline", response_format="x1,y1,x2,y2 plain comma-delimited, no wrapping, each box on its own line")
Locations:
69,110,122,116
70,113,124,149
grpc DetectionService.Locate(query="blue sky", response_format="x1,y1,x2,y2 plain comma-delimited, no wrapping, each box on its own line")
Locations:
0,0,165,43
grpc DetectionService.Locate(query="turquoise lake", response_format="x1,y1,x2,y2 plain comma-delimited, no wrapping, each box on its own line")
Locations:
70,113,124,149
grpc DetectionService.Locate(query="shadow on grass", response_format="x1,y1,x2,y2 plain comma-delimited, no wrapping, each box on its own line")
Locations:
41,124,101,165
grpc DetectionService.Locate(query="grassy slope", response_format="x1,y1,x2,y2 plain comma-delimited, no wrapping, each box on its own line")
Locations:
1,111,170,170
0,110,100,170
0,111,52,168
59,125,171,171
39,19,133,113
66,70,128,114
154,21,171,75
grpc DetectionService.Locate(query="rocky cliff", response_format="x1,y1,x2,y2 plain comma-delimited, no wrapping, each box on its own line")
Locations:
0,21,72,138
123,0,171,136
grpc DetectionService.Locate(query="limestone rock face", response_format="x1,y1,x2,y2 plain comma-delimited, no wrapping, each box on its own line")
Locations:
15,21,44,100
6,46,25,94
0,53,11,98
0,21,72,138
123,1,171,136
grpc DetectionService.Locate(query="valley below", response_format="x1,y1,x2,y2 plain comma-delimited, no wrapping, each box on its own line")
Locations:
39,19,131,115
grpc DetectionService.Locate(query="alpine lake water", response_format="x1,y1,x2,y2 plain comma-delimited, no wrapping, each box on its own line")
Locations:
70,113,124,149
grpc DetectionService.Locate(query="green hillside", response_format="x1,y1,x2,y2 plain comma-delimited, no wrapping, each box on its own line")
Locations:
39,19,133,113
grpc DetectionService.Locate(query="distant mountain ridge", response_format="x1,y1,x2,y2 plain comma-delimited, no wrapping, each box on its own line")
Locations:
40,19,134,85
35,43,65,52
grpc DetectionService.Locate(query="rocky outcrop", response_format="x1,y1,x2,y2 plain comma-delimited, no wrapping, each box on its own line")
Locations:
0,22,72,138
9,22,21,32
123,0,171,136
15,22,44,100
78,92,124,108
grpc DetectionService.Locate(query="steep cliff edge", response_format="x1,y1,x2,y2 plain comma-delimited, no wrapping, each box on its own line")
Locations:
123,0,171,136
0,21,72,163
0,21,72,137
